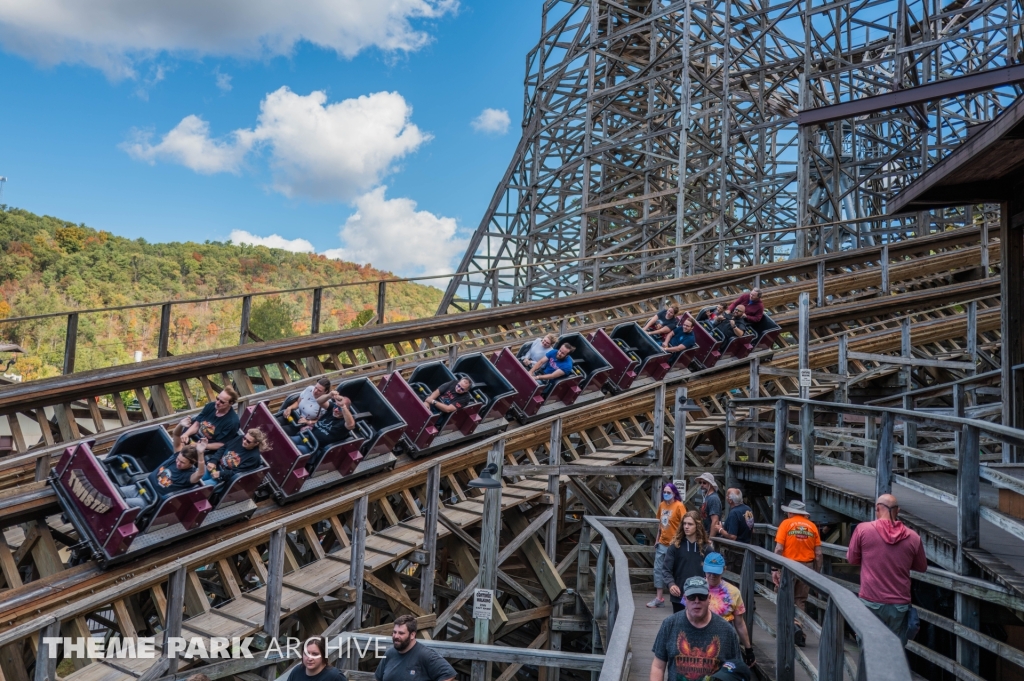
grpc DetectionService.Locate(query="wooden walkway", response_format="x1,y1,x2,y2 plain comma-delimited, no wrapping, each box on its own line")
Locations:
800,464,1024,577
66,438,657,681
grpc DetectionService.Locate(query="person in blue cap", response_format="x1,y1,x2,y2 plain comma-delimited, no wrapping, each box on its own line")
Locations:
710,658,752,681
703,552,755,667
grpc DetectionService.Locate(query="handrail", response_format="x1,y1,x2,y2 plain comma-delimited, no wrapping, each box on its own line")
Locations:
580,516,635,681
730,396,1024,448
589,516,910,681
0,225,986,410
0,215,977,327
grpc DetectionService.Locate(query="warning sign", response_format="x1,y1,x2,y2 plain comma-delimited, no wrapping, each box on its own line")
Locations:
473,589,493,620
799,369,812,388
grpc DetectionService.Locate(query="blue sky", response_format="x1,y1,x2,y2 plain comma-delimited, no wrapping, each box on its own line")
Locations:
0,1,541,279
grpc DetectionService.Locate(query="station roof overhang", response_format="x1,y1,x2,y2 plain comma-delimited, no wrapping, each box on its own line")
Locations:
888,94,1024,214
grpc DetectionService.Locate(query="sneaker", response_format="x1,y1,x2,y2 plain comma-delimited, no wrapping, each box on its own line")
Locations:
646,597,665,608
794,628,806,648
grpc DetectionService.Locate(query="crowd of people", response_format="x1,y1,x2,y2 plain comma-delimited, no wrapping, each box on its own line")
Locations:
647,470,927,681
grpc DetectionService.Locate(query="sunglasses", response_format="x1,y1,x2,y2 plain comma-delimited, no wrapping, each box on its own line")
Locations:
686,594,709,602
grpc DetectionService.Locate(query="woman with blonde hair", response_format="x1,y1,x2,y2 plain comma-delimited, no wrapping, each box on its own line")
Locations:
203,427,269,486
521,332,560,367
660,510,714,613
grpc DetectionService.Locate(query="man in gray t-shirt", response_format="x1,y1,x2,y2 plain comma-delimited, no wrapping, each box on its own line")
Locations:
652,577,741,681
375,616,455,681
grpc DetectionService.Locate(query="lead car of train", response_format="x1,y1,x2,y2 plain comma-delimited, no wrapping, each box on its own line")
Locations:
50,314,780,567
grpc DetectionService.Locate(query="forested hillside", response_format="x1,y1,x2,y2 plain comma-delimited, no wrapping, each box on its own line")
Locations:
0,206,443,380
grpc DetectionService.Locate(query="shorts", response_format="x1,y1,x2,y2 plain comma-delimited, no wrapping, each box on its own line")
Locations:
653,543,669,588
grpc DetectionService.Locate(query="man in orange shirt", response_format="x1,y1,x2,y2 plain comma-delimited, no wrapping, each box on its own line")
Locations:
772,500,822,647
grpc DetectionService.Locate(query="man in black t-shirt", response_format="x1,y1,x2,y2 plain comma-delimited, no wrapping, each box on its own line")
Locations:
204,428,269,487
423,377,473,414
119,446,203,508
291,397,356,454
712,305,751,348
375,615,455,681
651,577,741,681
718,488,755,576
173,388,241,452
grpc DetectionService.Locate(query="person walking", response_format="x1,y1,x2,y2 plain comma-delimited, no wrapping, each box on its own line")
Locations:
661,511,714,613
649,577,742,681
717,488,755,575
696,472,723,537
703,552,756,667
847,493,927,646
649,482,687,608
772,500,821,647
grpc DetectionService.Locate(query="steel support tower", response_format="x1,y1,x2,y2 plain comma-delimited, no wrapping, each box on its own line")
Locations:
439,0,1022,312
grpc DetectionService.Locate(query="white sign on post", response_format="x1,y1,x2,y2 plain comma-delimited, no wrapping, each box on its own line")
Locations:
673,480,686,500
799,368,812,388
473,588,493,620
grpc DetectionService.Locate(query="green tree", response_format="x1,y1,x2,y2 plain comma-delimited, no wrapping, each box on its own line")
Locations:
249,298,295,341
350,309,375,328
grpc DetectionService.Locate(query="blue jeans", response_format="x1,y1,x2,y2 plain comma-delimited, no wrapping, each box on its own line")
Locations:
290,434,314,454
118,484,147,509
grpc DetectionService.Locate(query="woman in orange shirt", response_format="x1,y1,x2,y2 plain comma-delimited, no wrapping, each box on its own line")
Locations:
648,482,686,608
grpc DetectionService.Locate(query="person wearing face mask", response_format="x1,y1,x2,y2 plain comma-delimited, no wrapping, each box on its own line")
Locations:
286,637,345,681
660,511,714,613
648,483,686,608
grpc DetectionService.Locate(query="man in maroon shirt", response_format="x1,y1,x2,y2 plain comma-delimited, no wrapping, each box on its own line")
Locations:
846,493,927,646
728,289,764,324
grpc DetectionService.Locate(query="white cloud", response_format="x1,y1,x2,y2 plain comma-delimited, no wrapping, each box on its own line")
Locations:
322,187,467,278
123,87,429,200
229,230,315,253
121,115,252,174
251,88,429,200
0,0,458,80
471,108,510,135
215,70,232,92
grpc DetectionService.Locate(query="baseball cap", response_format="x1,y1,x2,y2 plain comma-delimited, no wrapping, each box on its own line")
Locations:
710,659,752,681
682,576,709,598
703,552,726,575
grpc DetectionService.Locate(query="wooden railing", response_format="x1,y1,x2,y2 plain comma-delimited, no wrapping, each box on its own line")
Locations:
583,515,911,681
728,396,1024,679
0,216,990,377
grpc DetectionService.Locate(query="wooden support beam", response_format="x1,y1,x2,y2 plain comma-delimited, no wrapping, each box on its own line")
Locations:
773,400,786,525
349,495,368,634
876,411,895,499
503,509,567,602
546,419,562,560
957,424,981,674
420,463,441,613
649,383,666,510
32,620,59,681
263,528,285,681
165,567,186,675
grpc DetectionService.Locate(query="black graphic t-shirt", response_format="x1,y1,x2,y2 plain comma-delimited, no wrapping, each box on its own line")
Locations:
652,309,680,331
147,458,196,498
311,411,353,448
723,503,755,544
435,380,473,409
287,664,346,681
375,643,456,681
653,612,741,681
190,402,240,445
209,434,263,484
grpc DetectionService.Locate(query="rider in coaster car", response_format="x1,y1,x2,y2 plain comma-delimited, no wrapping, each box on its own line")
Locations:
424,376,474,414
119,445,203,509
643,303,680,341
291,396,356,455
663,317,697,354
202,427,270,487
172,388,241,453
529,342,576,396
712,304,752,348
521,333,559,367
277,377,334,435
